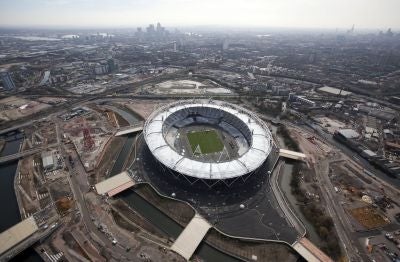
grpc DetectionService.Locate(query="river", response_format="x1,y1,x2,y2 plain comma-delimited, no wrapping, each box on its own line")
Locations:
0,133,43,261
270,124,321,244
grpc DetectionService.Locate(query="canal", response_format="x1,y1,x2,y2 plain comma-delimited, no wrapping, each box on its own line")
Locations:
0,132,43,261
270,124,321,244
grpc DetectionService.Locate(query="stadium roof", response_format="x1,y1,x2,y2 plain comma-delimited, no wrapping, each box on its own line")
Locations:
144,101,273,180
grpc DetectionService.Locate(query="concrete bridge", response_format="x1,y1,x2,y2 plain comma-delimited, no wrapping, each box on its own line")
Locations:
171,214,211,261
115,122,144,137
0,143,58,165
279,148,307,161
0,217,59,261
94,171,136,197
292,237,333,262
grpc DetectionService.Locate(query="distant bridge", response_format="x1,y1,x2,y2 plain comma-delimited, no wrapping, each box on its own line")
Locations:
279,149,307,161
115,122,144,136
0,143,58,165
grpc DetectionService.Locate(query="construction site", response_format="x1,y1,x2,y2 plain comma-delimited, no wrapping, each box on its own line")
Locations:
60,106,115,172
0,96,64,123
137,78,234,95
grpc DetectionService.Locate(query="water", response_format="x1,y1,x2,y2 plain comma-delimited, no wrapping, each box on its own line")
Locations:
0,134,43,262
106,104,140,176
279,164,321,243
103,105,140,125
119,189,242,262
0,36,60,41
270,123,321,243
110,135,136,176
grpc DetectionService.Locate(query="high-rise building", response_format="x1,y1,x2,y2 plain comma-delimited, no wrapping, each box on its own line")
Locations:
147,24,155,34
222,39,229,50
107,59,117,72
1,72,16,91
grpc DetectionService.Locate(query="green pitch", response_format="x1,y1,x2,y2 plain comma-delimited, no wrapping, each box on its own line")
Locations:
187,130,224,155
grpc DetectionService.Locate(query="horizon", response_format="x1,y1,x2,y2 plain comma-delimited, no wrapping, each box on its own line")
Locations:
0,0,399,31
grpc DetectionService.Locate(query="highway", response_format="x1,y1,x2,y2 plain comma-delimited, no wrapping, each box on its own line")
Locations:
0,71,186,132
61,143,133,261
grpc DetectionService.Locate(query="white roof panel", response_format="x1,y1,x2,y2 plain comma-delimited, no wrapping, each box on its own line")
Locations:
144,101,272,180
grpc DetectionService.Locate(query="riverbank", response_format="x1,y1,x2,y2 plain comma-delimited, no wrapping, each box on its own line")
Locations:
0,134,43,261
0,139,5,154
126,183,300,262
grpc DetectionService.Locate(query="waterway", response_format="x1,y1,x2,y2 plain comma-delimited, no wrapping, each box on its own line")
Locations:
270,123,322,244
106,105,243,261
119,189,242,262
0,133,43,261
279,163,322,244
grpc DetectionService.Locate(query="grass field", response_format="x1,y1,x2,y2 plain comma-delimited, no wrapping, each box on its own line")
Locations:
187,130,224,155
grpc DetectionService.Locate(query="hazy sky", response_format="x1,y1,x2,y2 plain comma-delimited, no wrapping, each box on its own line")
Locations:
0,0,399,29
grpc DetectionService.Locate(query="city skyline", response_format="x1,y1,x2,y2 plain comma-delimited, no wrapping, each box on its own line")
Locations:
1,0,400,30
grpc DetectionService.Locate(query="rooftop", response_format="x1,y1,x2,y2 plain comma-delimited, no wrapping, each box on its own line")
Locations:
144,100,273,180
338,129,360,139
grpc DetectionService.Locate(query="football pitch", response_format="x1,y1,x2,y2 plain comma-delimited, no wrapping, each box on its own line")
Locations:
187,130,224,154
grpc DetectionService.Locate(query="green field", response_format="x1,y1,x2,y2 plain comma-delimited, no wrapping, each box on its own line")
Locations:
187,130,224,155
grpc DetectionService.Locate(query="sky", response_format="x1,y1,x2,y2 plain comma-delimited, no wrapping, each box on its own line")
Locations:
0,0,399,30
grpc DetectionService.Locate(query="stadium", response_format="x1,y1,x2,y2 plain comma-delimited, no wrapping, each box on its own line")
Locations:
143,100,274,187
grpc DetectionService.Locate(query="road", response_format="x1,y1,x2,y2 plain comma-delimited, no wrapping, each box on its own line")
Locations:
0,71,185,132
57,122,134,261
314,157,366,262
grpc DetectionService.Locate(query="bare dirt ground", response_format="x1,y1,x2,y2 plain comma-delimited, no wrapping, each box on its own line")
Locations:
349,206,390,229
123,99,172,119
61,108,113,172
93,136,126,184
86,192,184,262
22,120,58,150
288,127,333,165
0,96,51,122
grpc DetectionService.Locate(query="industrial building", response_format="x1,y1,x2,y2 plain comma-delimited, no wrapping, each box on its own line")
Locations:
1,72,16,91
41,151,55,170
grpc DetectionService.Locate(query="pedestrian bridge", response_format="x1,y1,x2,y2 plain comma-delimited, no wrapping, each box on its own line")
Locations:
95,171,135,197
0,217,38,257
0,143,58,165
279,148,307,161
115,122,144,136
171,214,211,261
292,237,333,262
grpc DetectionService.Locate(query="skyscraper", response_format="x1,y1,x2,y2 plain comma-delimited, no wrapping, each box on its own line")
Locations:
1,72,16,91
